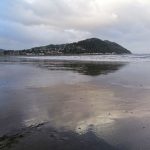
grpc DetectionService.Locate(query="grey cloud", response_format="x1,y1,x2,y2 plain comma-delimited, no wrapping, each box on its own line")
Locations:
1,0,150,53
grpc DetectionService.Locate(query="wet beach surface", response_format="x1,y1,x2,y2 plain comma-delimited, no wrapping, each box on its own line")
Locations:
1,56,150,150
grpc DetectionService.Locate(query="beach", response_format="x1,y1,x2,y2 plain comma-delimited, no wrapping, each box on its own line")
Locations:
0,55,150,150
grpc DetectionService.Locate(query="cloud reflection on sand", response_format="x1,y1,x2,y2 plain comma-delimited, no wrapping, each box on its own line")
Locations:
1,58,150,149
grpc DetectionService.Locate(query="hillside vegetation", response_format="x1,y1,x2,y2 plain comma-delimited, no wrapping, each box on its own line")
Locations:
2,38,131,55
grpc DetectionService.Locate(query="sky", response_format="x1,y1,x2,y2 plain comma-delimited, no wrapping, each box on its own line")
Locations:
0,0,150,53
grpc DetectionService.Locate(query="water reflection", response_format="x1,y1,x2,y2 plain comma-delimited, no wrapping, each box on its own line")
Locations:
36,61,126,76
0,56,127,76
0,123,117,150
2,57,150,150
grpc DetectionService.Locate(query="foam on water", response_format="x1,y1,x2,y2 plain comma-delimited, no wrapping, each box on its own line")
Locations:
21,54,150,62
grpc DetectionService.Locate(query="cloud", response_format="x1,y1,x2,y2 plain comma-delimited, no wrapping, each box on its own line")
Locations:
0,0,150,53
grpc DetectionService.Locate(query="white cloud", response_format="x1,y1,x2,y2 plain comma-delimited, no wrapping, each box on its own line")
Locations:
1,0,150,53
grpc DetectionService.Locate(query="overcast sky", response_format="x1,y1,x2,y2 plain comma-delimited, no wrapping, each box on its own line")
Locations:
1,0,150,53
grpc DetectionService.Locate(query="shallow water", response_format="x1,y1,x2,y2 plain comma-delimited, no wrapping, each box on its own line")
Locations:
0,55,150,150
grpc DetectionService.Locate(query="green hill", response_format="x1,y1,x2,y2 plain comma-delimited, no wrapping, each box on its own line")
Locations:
3,38,132,55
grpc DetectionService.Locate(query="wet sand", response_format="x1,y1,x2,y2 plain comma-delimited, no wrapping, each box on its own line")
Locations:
1,57,150,150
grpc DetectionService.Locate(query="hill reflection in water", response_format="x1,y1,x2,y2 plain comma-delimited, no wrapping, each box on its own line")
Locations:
36,61,126,76
0,56,127,76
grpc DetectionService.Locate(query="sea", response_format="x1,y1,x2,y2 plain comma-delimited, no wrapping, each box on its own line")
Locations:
0,54,150,150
